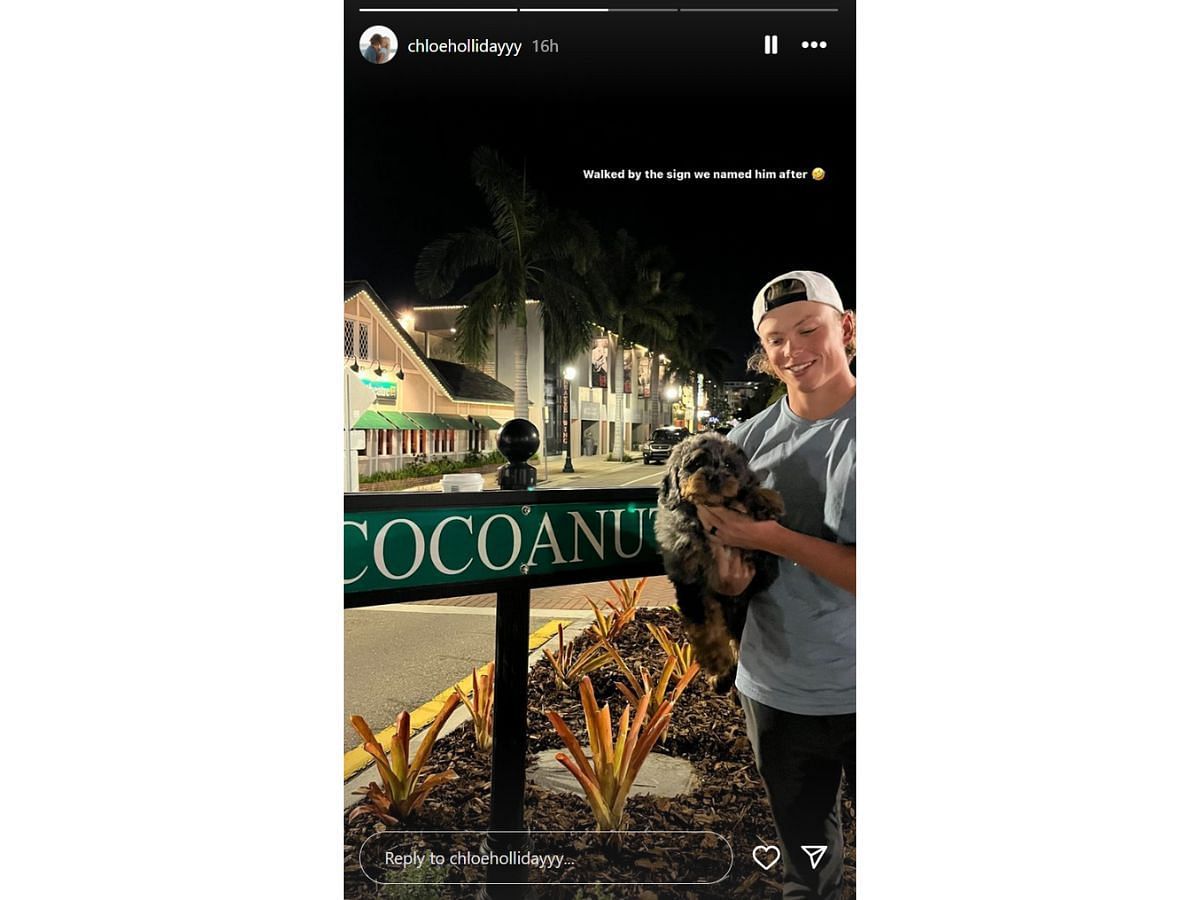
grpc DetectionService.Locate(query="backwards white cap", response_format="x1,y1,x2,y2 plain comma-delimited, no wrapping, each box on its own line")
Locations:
752,270,844,331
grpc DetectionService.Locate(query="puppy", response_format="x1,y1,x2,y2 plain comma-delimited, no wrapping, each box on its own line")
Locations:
654,432,784,692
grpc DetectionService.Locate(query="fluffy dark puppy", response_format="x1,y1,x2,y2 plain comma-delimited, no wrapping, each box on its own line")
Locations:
654,432,784,692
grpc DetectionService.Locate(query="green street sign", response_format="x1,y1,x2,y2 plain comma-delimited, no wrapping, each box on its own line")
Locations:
344,498,661,593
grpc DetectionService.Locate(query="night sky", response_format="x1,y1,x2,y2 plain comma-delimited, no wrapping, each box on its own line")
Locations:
345,4,855,379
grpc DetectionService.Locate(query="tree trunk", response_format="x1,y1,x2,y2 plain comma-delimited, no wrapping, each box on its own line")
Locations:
612,324,625,460
513,320,530,421
692,372,701,433
649,350,660,429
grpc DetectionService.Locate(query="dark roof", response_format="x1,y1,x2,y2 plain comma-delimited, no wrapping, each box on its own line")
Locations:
344,280,375,302
345,280,513,405
426,358,514,404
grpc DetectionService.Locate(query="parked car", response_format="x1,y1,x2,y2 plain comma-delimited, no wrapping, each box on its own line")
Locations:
642,426,690,464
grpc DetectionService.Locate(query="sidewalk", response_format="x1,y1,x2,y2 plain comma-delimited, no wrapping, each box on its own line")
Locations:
413,573,677,611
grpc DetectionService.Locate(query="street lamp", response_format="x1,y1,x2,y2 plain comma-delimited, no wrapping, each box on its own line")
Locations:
562,365,577,473
665,385,679,427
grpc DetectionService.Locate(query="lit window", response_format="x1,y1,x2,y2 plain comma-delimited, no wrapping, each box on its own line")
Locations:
344,318,370,360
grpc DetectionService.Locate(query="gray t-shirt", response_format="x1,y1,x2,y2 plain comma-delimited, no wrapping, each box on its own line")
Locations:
728,393,856,715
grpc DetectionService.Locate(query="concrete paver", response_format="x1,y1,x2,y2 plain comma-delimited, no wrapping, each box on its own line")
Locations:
529,748,699,799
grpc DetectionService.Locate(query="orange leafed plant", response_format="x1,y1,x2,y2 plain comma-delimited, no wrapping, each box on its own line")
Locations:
645,622,697,682
347,692,461,824
586,597,636,642
543,623,613,690
608,577,648,615
593,632,638,686
454,661,495,752
545,675,675,832
616,657,701,715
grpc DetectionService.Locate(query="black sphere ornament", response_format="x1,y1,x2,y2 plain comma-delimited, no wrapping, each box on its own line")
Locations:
497,419,540,464
497,418,539,489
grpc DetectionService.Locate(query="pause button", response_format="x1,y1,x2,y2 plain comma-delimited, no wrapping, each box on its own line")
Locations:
764,35,778,55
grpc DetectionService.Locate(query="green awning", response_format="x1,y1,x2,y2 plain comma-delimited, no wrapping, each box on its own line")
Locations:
437,413,474,430
352,410,398,430
470,414,504,430
403,411,451,430
378,411,421,430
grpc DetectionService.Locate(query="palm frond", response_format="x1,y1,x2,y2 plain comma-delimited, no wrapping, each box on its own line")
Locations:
536,272,598,365
453,275,509,365
470,147,534,255
414,229,502,299
532,209,602,274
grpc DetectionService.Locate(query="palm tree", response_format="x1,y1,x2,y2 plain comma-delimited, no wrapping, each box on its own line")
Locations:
589,230,683,459
415,147,598,420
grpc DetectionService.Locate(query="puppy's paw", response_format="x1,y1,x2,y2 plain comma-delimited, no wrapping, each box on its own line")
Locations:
712,667,737,694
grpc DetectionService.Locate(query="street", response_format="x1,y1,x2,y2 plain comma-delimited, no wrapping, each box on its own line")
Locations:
343,606,561,751
537,453,670,490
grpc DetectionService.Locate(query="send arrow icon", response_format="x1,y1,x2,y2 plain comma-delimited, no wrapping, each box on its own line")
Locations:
801,845,828,869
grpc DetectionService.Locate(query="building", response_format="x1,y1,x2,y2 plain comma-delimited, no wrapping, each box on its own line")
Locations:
344,281,514,479
406,301,681,458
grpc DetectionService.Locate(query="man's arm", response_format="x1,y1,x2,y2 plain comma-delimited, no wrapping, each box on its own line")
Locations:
760,526,855,595
696,505,856,595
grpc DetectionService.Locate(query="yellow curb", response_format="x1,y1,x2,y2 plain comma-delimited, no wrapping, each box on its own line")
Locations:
344,618,572,780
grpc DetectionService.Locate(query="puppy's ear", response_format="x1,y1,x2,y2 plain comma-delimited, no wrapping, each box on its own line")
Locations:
659,466,680,508
658,470,673,506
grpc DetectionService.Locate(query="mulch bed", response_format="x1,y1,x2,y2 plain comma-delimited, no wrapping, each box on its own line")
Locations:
344,608,854,898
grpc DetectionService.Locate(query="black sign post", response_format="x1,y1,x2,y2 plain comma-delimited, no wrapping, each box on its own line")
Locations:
484,420,537,895
480,583,531,897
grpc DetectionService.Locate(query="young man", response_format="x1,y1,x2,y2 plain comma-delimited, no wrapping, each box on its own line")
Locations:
696,270,856,900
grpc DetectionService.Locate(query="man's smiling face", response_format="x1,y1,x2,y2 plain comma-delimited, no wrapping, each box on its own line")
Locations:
757,301,851,394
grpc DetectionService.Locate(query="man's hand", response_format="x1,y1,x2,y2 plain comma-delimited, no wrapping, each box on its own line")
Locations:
699,503,856,594
696,504,778,552
708,542,756,596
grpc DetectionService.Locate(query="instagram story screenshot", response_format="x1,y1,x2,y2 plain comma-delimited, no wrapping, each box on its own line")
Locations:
10,4,1200,900
345,3,855,898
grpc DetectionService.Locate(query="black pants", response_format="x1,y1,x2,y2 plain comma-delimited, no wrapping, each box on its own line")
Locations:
740,694,856,900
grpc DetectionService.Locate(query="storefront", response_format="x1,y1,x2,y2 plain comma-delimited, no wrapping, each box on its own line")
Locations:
345,281,514,480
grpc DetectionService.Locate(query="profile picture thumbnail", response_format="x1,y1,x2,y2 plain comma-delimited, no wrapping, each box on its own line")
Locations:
359,26,398,65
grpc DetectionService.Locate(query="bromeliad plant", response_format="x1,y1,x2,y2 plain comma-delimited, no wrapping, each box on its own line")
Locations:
608,577,648,615
616,657,702,715
348,692,461,824
592,632,639,686
645,622,697,682
454,661,495,753
586,597,636,642
543,623,613,691
546,675,675,832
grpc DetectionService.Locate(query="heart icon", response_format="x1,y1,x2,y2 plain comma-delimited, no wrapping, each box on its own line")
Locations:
752,844,781,871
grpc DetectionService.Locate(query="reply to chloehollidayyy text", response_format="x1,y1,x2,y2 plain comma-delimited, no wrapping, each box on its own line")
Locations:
384,849,566,870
